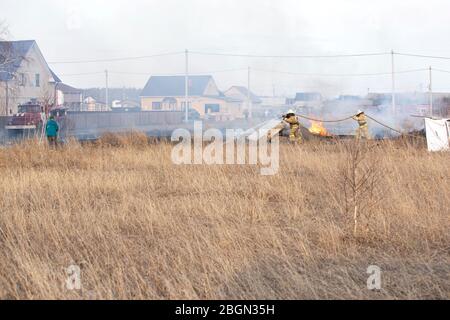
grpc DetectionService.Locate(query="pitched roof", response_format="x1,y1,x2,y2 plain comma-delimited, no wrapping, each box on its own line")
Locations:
51,70,62,83
225,86,262,103
141,75,214,97
57,83,82,94
0,40,61,82
0,40,35,81
295,92,322,101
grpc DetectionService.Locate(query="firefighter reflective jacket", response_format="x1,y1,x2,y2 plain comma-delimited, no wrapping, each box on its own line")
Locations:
284,115,300,126
353,113,367,127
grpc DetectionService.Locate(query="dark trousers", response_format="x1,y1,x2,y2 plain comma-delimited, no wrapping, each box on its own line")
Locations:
47,136,58,148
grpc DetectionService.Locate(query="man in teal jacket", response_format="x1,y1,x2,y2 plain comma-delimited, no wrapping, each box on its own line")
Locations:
46,116,59,148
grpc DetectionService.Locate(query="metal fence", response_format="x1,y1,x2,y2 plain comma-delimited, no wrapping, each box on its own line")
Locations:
0,116,11,141
63,111,185,132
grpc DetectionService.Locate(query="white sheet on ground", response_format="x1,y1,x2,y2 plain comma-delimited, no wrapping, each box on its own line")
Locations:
425,118,450,152
247,119,285,141
233,118,284,141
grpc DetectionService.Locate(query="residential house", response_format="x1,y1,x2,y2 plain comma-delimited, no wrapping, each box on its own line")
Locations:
0,40,61,115
56,83,83,111
83,96,109,112
223,86,262,112
140,75,243,120
293,92,323,107
0,40,81,115
284,92,323,114
259,96,289,108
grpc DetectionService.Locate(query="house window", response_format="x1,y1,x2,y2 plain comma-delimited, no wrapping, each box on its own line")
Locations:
152,102,162,110
19,73,26,86
35,73,40,87
205,104,220,113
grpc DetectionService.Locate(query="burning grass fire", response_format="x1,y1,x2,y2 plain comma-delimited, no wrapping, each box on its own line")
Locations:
309,120,330,137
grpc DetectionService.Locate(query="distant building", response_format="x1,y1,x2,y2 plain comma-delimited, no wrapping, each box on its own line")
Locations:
259,96,288,108
111,99,141,112
56,83,83,111
223,86,262,109
366,92,450,117
83,96,109,112
292,92,323,107
286,92,324,114
140,75,243,120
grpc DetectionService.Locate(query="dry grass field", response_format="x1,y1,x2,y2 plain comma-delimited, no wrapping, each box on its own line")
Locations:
0,133,448,299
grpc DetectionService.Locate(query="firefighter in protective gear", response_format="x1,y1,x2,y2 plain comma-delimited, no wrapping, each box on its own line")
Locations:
267,109,303,143
284,110,302,143
352,110,370,139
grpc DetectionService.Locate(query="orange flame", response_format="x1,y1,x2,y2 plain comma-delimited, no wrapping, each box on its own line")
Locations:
309,120,329,136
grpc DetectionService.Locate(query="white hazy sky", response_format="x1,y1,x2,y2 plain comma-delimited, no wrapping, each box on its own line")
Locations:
2,0,450,96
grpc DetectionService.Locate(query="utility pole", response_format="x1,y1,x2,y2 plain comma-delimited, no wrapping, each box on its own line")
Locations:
185,49,189,122
247,66,252,118
391,50,396,115
429,66,433,117
105,70,109,111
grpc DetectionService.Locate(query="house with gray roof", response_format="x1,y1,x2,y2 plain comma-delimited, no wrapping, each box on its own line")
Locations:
224,86,262,104
57,83,83,111
140,75,245,120
223,86,262,117
0,40,69,115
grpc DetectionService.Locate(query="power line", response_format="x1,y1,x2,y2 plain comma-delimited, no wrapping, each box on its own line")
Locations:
60,68,248,77
395,52,450,60
433,68,450,74
253,68,428,77
48,51,184,64
60,67,427,78
111,67,247,75
58,71,105,76
190,50,390,58
46,50,450,65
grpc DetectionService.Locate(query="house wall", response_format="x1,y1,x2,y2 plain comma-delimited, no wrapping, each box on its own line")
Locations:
217,100,244,118
141,97,184,112
141,96,243,119
60,91,83,111
203,79,221,96
62,92,82,104
0,84,7,115
224,87,262,110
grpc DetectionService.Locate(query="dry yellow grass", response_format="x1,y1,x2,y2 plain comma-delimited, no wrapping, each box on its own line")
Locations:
0,134,448,299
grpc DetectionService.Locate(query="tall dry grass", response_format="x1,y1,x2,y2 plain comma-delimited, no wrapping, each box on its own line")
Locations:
0,134,448,299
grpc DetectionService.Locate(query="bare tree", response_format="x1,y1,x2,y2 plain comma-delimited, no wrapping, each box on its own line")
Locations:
338,140,386,237
0,21,27,116
0,21,14,115
0,20,9,40
0,20,13,67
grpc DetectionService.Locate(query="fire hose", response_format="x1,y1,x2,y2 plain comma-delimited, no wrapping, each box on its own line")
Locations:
296,114,355,123
294,113,424,138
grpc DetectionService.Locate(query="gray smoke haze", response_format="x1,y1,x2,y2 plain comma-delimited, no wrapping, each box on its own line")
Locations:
2,0,450,97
